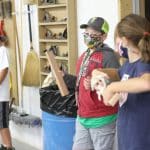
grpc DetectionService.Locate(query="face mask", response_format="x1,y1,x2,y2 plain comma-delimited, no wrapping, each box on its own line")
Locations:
118,41,128,59
83,33,103,48
120,46,128,58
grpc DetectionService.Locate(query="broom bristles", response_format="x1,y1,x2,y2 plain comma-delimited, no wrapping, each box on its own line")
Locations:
22,50,40,86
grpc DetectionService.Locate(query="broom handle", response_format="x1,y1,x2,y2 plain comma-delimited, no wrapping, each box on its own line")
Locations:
27,4,33,48
13,13,22,75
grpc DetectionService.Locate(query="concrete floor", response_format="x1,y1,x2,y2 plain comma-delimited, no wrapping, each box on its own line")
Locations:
12,139,40,150
13,137,117,150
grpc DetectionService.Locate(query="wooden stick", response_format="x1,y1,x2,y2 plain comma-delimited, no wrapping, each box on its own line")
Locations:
45,50,69,96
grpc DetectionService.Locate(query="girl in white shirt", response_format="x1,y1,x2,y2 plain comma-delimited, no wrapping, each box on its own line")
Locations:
0,35,15,150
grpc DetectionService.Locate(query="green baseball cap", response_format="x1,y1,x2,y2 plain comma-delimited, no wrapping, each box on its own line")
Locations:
80,17,109,34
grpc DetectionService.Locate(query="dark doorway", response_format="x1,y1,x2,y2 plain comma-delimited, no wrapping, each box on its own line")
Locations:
145,0,150,21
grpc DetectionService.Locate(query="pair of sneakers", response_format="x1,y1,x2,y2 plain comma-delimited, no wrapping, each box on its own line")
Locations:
0,145,15,150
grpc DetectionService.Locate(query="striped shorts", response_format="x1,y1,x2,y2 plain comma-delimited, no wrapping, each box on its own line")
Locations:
0,102,9,128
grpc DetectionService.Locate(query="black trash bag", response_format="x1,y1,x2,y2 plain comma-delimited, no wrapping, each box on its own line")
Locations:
40,74,77,118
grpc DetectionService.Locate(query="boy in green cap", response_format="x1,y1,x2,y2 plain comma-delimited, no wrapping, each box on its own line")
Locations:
73,17,119,150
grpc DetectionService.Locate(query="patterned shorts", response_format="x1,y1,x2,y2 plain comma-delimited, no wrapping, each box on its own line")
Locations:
0,102,9,128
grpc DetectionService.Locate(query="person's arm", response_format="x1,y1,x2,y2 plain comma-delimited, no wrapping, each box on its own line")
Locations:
0,68,8,84
102,73,150,105
107,73,150,93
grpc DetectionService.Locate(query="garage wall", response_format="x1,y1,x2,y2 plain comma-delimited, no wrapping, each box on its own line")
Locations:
10,0,119,149
77,0,119,55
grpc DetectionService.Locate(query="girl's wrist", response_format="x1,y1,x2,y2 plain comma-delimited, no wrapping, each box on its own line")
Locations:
107,82,116,94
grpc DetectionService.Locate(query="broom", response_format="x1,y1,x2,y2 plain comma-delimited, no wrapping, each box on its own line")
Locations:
22,4,40,86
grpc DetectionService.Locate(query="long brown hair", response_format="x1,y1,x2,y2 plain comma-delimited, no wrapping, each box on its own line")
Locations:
115,14,150,63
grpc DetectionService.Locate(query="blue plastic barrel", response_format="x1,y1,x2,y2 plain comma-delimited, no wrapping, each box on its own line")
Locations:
42,111,76,150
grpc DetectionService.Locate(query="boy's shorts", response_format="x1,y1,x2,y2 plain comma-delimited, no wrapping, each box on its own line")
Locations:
0,102,9,128
72,119,116,150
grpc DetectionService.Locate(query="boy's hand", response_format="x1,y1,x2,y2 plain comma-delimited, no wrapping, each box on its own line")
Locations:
92,68,120,81
92,69,109,79
92,69,102,77
83,76,91,90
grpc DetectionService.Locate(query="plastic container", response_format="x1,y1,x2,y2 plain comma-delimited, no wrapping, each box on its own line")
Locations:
42,111,76,150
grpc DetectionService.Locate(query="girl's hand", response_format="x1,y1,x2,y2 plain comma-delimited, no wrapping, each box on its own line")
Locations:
102,84,115,106
84,76,91,90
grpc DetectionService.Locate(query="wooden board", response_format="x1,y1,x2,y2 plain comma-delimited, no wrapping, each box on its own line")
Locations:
45,50,69,96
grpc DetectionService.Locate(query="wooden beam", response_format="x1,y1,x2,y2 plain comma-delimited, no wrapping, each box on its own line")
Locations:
139,0,145,17
4,0,19,105
118,0,133,19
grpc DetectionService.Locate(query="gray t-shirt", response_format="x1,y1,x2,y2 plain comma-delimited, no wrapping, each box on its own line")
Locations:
98,44,120,68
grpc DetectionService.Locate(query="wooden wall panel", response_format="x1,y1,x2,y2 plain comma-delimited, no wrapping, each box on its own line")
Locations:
118,0,133,19
139,0,145,17
145,0,150,21
4,0,19,105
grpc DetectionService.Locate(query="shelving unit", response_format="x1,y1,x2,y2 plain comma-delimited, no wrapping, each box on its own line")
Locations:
37,0,78,85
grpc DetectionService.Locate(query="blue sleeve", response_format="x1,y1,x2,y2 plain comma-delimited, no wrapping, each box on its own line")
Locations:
137,61,150,76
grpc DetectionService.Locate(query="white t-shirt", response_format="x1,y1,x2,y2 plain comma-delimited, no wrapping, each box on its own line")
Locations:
0,46,10,101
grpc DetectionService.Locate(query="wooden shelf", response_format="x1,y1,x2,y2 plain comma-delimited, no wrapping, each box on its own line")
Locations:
39,22,67,26
38,0,78,85
39,39,68,43
40,55,68,60
39,56,47,59
38,4,66,9
55,56,68,60
40,72,49,76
